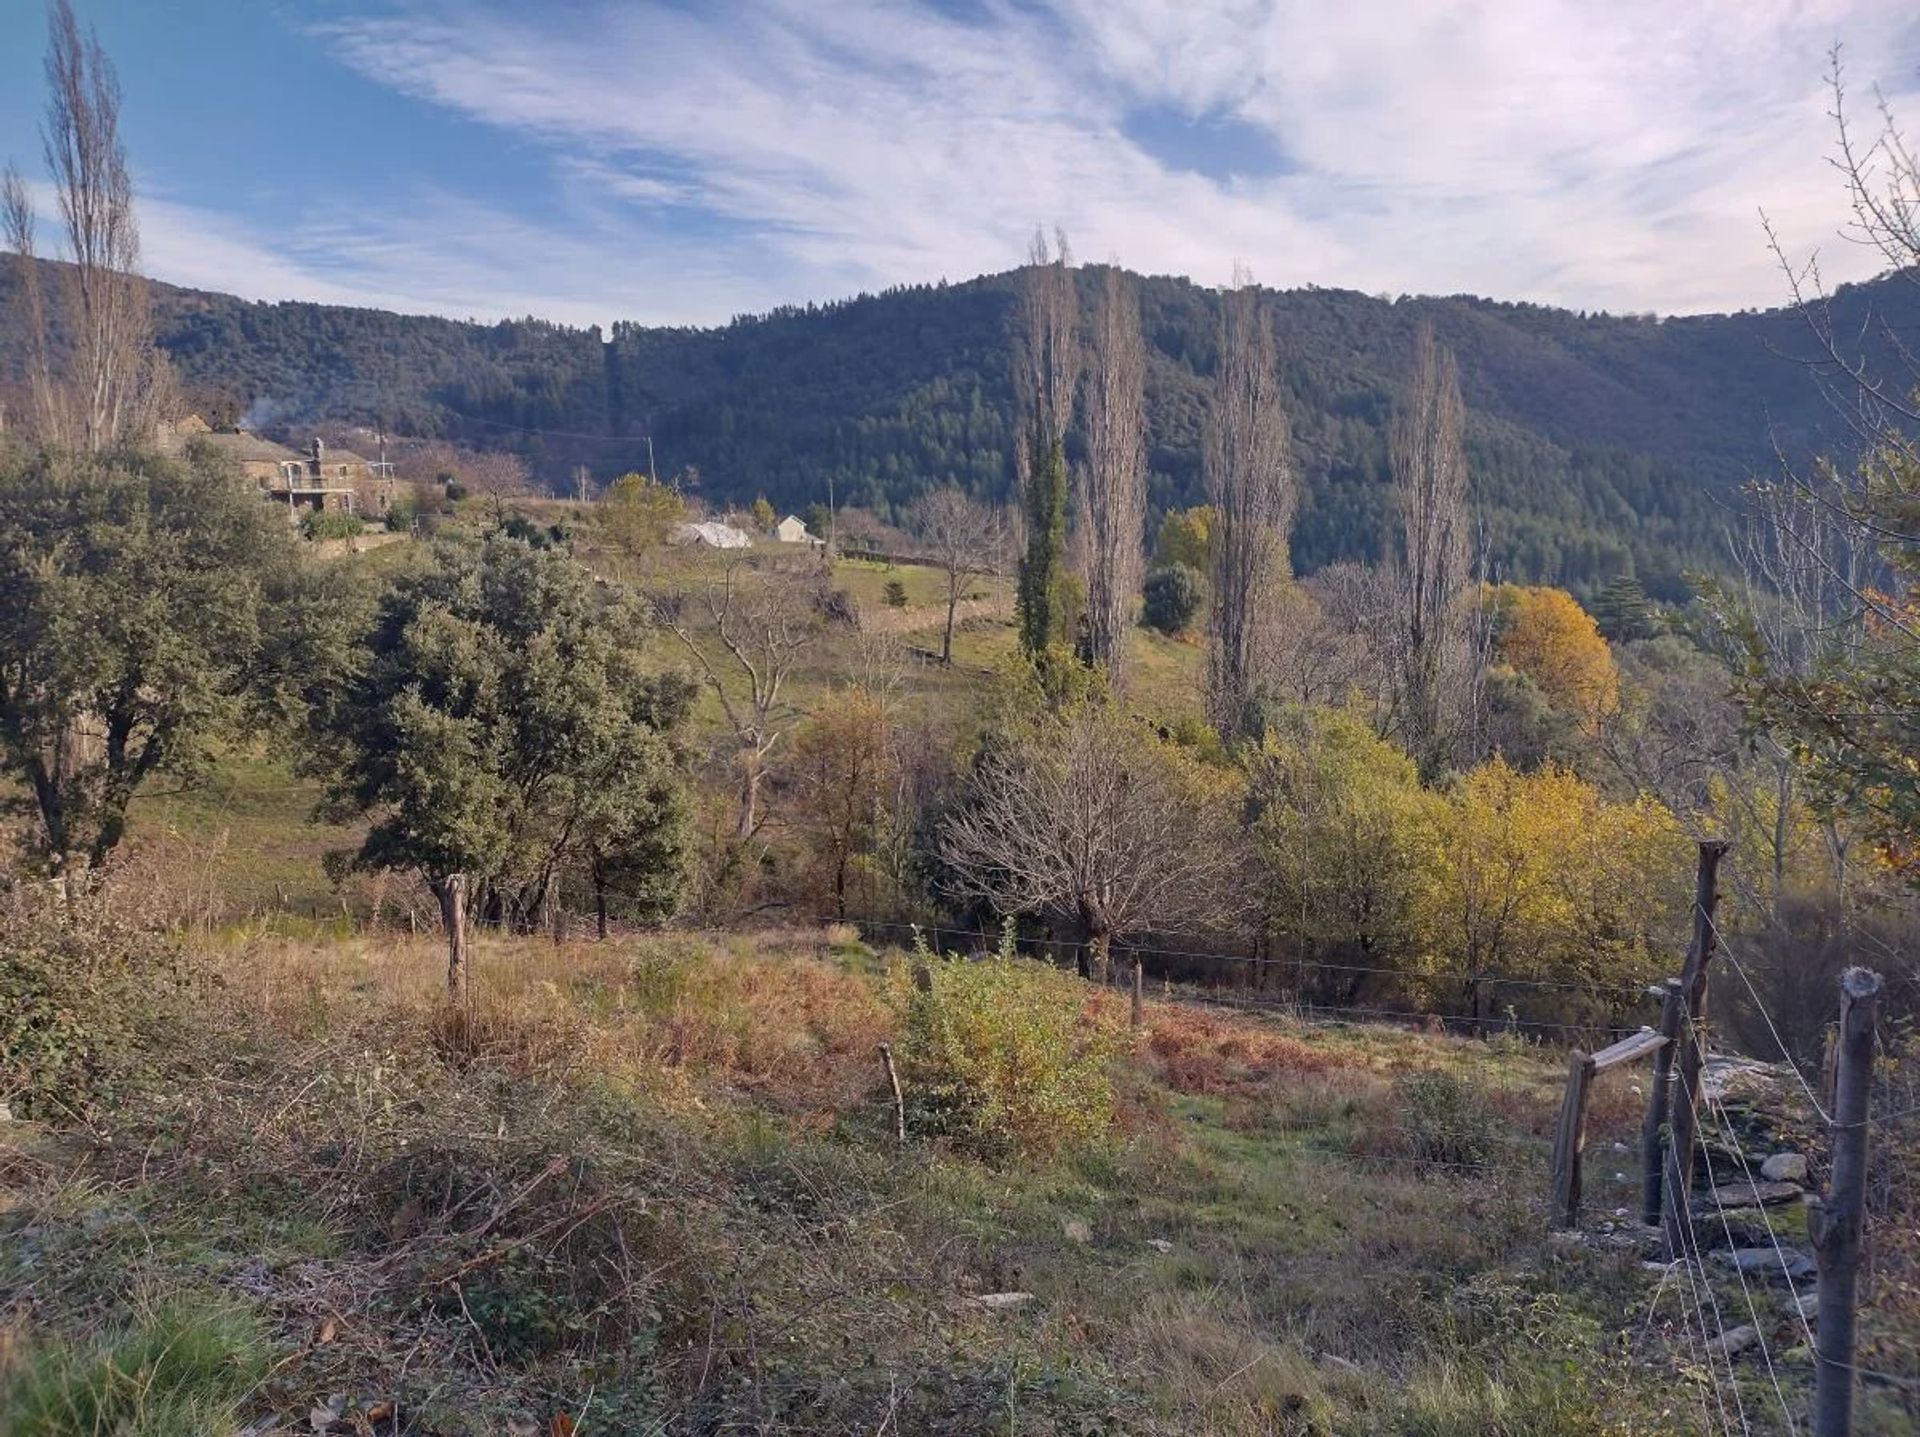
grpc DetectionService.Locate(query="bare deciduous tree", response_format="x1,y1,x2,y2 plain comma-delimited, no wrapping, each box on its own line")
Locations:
1082,265,1147,682
1384,322,1481,776
2,165,59,440
661,557,823,839
912,487,1004,664
938,705,1238,983
1012,227,1079,656
25,0,156,452
1204,270,1295,734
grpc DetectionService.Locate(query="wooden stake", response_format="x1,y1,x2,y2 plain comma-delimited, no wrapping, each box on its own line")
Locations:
1662,839,1728,1261
878,1042,906,1145
1550,1049,1596,1229
1813,966,1882,1437
1639,978,1684,1226
1130,955,1144,1029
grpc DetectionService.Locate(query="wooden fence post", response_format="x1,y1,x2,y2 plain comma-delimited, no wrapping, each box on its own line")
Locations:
1813,966,1882,1437
1130,955,1144,1029
1639,978,1684,1226
1550,1050,1596,1229
1551,1027,1669,1230
1662,839,1728,1261
878,1042,907,1146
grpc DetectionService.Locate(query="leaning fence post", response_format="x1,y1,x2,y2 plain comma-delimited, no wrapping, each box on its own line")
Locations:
1639,977,1684,1226
877,1042,907,1146
1662,839,1728,1261
1550,1049,1597,1229
1813,966,1882,1437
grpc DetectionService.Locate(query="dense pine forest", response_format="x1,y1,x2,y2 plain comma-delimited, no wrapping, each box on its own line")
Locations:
6,258,1912,596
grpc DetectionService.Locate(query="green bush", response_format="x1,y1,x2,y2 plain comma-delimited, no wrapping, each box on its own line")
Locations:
298,507,363,541
1394,1070,1495,1174
883,577,909,608
1142,562,1205,635
0,1296,270,1437
0,891,185,1119
888,936,1123,1159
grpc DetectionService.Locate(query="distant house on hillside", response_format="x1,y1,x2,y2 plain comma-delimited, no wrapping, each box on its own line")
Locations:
158,418,392,519
671,520,754,550
774,514,822,546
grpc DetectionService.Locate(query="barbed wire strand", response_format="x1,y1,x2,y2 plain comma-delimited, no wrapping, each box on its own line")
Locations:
1687,1011,1802,1435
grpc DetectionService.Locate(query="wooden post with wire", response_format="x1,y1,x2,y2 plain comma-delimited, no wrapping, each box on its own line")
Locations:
1550,1049,1595,1229
1550,1026,1668,1229
1661,839,1728,1262
1813,966,1882,1437
1638,977,1684,1226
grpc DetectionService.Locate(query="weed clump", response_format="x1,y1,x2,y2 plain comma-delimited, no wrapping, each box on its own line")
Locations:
0,1295,270,1437
887,936,1123,1159
0,889,185,1119
1392,1069,1497,1174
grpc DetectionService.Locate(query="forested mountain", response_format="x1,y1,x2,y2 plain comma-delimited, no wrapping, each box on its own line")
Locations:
5,259,1912,595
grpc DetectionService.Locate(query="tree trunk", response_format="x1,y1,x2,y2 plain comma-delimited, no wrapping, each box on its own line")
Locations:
1087,928,1111,987
736,752,762,840
943,582,959,664
432,874,471,1006
594,864,609,940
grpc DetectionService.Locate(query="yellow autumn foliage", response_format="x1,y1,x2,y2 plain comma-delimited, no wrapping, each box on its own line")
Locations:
1489,584,1621,730
1414,758,1690,1002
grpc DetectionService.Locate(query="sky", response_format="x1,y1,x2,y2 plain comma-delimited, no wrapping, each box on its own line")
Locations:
3,0,1919,330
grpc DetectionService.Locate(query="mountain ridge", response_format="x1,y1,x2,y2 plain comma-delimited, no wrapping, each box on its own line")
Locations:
5,257,1912,594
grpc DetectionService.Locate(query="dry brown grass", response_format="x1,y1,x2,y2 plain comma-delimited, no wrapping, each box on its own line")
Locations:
1141,1003,1366,1095
214,929,896,1125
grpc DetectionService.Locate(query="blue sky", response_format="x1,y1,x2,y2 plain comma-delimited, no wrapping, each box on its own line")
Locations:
4,0,1919,328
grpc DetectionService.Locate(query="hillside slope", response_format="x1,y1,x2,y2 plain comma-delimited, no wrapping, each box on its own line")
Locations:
4,260,1913,593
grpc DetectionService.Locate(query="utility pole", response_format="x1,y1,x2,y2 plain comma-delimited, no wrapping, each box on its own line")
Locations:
645,435,658,485
1813,966,1883,1437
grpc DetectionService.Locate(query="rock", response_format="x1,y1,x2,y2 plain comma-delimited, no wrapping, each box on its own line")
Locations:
970,1292,1035,1310
1706,1324,1760,1358
1697,1179,1802,1212
1701,1054,1785,1105
1792,1291,1820,1322
1713,1247,1817,1283
1145,1238,1173,1254
1691,1210,1778,1251
1062,1219,1092,1244
1761,1152,1809,1183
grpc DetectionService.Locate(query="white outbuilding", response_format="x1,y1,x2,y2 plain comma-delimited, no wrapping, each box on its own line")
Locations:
774,514,822,546
670,520,755,549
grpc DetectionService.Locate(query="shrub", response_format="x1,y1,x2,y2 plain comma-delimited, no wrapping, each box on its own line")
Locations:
1392,1069,1496,1174
0,1296,270,1437
883,577,909,608
1142,562,1205,635
888,936,1123,1158
0,890,185,1119
298,507,363,541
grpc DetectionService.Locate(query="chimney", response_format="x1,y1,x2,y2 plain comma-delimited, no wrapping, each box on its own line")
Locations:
309,437,324,479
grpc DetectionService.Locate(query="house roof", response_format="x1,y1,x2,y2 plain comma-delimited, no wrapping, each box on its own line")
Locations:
197,431,304,464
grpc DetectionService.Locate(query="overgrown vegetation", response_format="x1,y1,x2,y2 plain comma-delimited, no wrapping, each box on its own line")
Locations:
889,937,1125,1157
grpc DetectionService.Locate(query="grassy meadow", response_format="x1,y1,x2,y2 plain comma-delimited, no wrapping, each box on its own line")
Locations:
3,923,1829,1437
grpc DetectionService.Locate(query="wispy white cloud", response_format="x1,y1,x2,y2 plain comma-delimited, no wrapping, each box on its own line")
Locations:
133,0,1920,322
